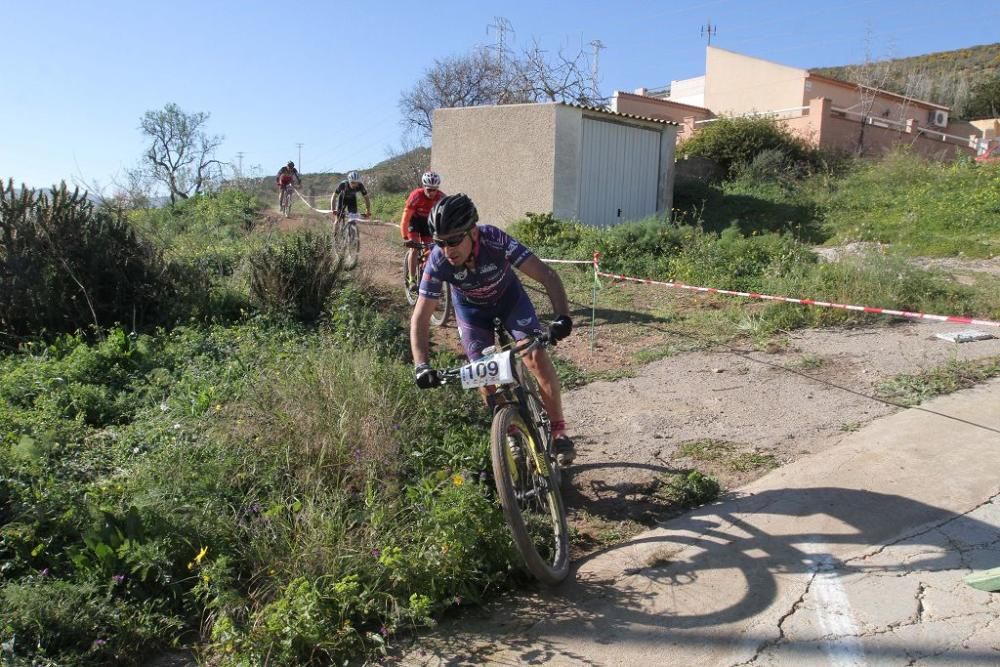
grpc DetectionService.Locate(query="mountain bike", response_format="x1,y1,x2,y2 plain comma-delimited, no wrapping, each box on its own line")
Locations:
435,322,569,584
403,240,450,326
332,211,364,270
279,184,294,218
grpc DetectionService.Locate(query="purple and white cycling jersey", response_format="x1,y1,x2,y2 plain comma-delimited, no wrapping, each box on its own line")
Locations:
418,224,533,306
418,224,542,360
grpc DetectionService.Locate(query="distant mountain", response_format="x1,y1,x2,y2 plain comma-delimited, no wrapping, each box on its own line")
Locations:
810,42,1000,118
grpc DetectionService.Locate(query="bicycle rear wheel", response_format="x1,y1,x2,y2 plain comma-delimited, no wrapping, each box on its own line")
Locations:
490,406,569,584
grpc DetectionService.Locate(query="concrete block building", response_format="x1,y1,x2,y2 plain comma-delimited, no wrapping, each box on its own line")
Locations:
431,102,678,228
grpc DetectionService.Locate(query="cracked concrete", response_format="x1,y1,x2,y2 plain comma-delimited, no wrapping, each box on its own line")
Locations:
398,379,1000,666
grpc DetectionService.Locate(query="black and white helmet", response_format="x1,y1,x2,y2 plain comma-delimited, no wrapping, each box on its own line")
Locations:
421,170,441,188
347,170,360,183
429,193,478,237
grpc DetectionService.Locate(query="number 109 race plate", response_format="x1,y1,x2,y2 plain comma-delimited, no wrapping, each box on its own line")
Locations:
460,350,514,389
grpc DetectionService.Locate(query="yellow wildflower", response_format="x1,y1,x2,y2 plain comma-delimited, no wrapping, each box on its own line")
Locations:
452,474,464,487
194,546,208,565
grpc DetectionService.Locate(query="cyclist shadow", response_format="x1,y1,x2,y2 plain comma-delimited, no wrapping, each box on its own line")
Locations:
405,486,999,665
548,486,999,655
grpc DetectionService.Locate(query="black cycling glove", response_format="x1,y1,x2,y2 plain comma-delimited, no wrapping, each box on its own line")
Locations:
548,315,573,345
414,363,441,389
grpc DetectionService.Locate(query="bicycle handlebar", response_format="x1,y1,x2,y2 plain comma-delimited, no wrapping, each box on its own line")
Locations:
434,332,552,385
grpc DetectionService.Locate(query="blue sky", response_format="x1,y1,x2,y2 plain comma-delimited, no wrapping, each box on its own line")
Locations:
3,0,997,192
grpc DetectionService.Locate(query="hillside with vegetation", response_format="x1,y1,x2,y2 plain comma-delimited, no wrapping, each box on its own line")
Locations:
246,146,431,204
810,41,1000,118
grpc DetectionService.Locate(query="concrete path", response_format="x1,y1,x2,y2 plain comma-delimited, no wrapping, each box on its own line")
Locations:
401,378,1000,666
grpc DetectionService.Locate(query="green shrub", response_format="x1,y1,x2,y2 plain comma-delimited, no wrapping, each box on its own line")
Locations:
328,284,409,360
130,190,260,245
815,149,1000,257
658,471,721,507
671,224,818,291
0,182,176,345
677,116,820,180
1,578,183,666
371,193,407,223
248,231,342,320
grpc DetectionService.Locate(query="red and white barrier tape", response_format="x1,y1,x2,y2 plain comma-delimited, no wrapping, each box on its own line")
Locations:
289,189,397,227
293,188,334,214
540,258,593,265
592,258,1000,329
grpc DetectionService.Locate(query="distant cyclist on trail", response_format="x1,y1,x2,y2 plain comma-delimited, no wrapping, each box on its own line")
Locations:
409,193,577,464
401,170,445,293
276,161,301,195
331,170,372,219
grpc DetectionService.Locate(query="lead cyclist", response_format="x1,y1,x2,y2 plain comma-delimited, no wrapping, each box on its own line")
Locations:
409,194,576,464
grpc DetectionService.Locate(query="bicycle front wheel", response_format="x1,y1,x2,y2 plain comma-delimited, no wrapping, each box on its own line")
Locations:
490,406,569,584
430,283,450,327
342,223,359,269
403,254,418,306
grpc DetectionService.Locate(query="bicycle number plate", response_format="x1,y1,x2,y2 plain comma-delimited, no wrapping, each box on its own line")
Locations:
460,350,514,389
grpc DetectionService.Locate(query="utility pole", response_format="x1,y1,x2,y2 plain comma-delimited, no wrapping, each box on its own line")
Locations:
296,143,303,173
487,16,515,100
487,16,514,59
701,19,717,46
590,39,605,100
235,151,245,175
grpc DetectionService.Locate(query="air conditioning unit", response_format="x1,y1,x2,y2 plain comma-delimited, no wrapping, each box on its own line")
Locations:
929,109,949,127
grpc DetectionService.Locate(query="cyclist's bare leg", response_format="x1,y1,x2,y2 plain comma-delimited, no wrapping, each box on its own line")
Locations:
521,348,564,426
406,247,419,284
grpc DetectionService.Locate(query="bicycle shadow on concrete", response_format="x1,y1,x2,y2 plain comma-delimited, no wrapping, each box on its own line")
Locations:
403,486,1000,666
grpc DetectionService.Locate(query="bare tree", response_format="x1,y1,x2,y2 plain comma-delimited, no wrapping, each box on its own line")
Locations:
399,50,508,136
139,103,225,203
847,37,894,156
399,27,604,138
72,167,153,216
378,134,431,192
510,39,602,104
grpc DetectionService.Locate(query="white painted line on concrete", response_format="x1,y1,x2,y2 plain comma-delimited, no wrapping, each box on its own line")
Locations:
810,554,866,667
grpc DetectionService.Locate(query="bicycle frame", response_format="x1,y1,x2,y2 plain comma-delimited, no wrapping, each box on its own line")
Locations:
442,324,554,462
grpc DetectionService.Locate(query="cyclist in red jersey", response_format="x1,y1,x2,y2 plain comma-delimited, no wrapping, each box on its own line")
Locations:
276,161,301,190
402,171,445,291
276,161,301,205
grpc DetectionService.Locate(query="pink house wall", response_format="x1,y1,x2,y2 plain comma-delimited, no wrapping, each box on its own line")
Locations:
780,98,973,159
612,91,712,144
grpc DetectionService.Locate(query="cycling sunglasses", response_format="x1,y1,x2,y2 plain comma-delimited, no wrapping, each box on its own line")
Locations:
433,232,469,248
